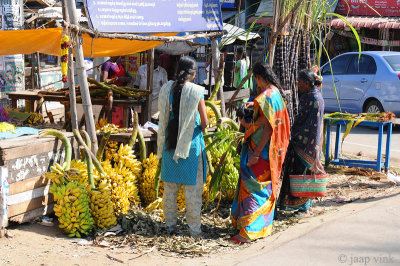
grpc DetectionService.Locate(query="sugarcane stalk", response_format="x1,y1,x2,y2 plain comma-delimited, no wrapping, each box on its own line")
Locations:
96,131,111,161
128,111,139,148
39,129,72,170
228,0,305,105
87,78,149,96
73,129,106,176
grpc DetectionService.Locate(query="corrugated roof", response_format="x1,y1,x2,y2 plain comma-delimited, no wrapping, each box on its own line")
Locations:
330,16,400,29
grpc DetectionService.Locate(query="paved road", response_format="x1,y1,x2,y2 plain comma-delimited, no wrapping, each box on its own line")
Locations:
327,124,400,168
239,194,400,266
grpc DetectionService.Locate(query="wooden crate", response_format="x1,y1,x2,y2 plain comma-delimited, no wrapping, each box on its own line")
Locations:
0,133,76,226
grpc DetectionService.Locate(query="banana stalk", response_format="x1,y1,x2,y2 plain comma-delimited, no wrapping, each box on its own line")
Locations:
153,163,162,199
128,112,139,148
73,129,106,176
218,117,240,131
96,131,111,161
137,127,146,162
205,100,222,122
85,145,95,189
39,129,72,170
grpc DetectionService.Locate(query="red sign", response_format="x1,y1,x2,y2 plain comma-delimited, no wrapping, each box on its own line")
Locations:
336,0,400,17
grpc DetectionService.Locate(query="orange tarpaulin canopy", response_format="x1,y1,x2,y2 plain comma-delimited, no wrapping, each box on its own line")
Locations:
0,28,177,57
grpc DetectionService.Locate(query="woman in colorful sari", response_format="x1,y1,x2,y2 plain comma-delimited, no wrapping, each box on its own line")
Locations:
231,62,290,243
157,56,208,237
279,69,326,217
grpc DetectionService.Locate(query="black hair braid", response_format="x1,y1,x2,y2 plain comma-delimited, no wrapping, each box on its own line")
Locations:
166,56,197,151
253,62,285,98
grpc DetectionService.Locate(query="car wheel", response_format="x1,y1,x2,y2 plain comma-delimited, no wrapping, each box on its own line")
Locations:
365,100,384,114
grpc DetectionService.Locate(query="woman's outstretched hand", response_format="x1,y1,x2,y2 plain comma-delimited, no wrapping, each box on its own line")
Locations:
244,102,254,109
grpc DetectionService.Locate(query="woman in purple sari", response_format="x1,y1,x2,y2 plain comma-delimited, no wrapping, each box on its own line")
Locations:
279,69,326,217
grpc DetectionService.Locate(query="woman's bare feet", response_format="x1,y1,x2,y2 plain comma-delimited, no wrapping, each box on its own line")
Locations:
294,209,313,217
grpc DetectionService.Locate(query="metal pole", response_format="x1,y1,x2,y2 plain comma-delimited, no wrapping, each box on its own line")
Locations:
146,49,154,121
61,0,78,131
66,0,98,153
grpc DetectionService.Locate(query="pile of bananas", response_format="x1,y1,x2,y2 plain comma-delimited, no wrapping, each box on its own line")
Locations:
0,122,16,133
96,118,128,134
105,141,118,161
87,180,117,229
24,112,44,126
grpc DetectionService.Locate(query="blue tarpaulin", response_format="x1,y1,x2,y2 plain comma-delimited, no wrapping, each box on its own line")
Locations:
0,127,39,140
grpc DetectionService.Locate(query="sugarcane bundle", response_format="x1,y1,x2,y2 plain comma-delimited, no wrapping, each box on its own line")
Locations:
87,78,149,99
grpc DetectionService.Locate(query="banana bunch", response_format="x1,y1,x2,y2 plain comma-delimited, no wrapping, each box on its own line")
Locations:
206,100,221,128
140,153,162,205
208,130,240,201
176,186,186,212
68,160,89,186
145,197,163,212
113,144,142,177
141,153,187,211
114,165,140,205
87,180,117,229
105,141,118,161
96,118,128,134
0,122,16,133
202,173,212,202
24,112,44,126
45,162,68,185
51,181,94,238
97,161,130,216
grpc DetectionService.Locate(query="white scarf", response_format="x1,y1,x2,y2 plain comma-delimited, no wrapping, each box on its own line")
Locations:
157,81,204,163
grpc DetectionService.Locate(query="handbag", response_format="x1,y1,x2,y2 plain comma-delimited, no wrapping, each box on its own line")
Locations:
289,170,327,198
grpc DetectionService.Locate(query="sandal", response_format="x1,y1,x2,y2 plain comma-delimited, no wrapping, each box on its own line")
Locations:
229,235,251,243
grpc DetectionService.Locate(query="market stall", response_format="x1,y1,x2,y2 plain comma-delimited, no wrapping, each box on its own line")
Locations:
0,0,225,236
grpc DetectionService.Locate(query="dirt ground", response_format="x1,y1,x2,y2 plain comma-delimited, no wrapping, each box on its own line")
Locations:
1,166,400,266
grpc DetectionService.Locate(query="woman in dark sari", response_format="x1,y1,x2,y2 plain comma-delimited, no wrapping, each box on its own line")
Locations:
279,69,326,217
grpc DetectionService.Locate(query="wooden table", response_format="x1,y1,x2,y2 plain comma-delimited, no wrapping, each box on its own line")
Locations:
7,91,146,127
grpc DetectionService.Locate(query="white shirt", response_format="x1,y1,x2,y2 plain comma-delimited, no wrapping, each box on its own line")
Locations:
134,65,168,97
134,65,168,115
